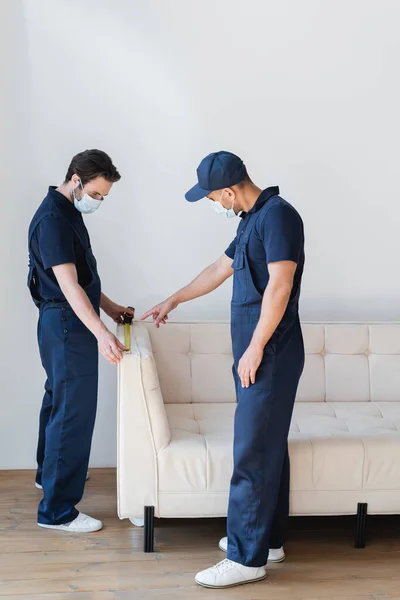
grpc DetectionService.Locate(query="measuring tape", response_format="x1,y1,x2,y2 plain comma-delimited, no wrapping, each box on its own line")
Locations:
124,322,131,351
123,307,135,352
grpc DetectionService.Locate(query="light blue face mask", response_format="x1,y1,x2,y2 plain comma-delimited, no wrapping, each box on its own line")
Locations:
72,179,102,214
209,190,237,219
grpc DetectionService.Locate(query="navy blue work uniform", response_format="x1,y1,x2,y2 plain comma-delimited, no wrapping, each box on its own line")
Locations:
225,186,305,568
28,187,101,525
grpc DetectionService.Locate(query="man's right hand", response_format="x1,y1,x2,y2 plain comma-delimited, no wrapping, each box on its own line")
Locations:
97,326,127,364
140,297,178,328
139,256,233,328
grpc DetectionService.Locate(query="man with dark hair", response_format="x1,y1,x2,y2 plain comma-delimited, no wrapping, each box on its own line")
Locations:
28,149,133,533
141,151,305,589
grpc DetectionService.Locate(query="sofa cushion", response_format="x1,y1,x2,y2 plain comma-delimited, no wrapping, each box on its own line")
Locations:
158,402,400,494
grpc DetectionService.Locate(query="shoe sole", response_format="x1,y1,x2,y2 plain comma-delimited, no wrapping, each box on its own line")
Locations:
37,522,102,533
218,542,285,563
195,573,267,589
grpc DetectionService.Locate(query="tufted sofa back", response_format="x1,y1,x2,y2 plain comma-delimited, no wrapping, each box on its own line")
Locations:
144,323,400,404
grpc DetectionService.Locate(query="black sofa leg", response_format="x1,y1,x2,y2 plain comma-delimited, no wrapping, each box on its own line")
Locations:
144,506,155,552
355,503,368,548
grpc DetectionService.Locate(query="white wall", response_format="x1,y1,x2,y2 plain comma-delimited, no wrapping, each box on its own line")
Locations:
2,0,400,468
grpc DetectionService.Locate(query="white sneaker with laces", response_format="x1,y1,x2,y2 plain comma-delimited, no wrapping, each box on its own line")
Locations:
195,558,266,589
218,536,285,563
38,512,102,533
35,472,90,490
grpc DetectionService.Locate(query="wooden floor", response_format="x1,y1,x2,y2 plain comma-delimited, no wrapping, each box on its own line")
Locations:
1,470,400,599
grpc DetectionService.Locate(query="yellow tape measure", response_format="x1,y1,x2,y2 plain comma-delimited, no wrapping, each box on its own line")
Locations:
124,322,131,352
123,307,135,353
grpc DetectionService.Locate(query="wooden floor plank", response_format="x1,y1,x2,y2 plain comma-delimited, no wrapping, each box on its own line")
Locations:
0,469,399,599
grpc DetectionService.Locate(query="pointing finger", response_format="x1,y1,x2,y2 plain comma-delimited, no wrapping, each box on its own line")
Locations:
140,308,157,321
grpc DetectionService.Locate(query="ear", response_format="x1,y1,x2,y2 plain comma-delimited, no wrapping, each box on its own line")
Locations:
225,187,235,201
71,174,80,186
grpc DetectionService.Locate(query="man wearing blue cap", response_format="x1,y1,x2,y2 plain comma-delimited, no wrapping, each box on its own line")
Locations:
141,151,305,589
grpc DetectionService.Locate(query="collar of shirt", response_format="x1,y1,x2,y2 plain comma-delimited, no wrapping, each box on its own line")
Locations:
240,186,280,218
48,186,81,220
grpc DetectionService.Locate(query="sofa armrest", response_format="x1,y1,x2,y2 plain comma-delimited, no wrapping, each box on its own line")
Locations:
116,321,171,519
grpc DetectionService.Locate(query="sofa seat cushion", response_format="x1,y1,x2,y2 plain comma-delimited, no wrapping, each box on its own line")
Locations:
158,402,400,494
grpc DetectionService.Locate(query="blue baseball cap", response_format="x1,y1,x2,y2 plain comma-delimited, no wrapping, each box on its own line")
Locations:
185,151,246,202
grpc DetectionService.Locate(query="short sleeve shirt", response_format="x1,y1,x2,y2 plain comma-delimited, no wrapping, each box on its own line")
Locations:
225,187,304,295
29,187,92,302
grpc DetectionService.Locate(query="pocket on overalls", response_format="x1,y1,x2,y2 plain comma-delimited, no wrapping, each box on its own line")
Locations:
62,308,98,377
37,312,43,347
27,263,41,306
232,245,248,303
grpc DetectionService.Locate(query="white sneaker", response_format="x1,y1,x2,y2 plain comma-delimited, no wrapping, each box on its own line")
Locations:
38,512,102,533
195,558,266,589
219,536,285,563
35,471,90,490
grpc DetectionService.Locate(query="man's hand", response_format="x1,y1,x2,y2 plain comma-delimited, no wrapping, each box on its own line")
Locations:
140,297,178,328
97,325,127,364
238,343,264,388
101,296,134,324
139,255,233,328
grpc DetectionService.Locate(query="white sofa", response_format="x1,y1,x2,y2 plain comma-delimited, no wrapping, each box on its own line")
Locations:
116,322,400,550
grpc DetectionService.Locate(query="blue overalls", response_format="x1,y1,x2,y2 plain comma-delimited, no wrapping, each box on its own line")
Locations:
28,195,101,525
226,192,305,568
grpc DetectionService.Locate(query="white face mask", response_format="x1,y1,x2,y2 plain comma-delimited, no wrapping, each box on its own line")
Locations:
209,190,237,219
72,180,102,214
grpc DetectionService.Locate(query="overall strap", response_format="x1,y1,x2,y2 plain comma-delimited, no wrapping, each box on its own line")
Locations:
51,202,89,249
29,202,88,252
241,201,273,245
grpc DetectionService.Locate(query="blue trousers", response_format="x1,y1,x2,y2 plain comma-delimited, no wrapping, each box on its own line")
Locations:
36,305,98,525
227,315,304,567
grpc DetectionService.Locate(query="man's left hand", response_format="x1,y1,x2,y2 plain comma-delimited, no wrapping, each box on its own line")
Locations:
238,343,264,388
103,301,134,324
